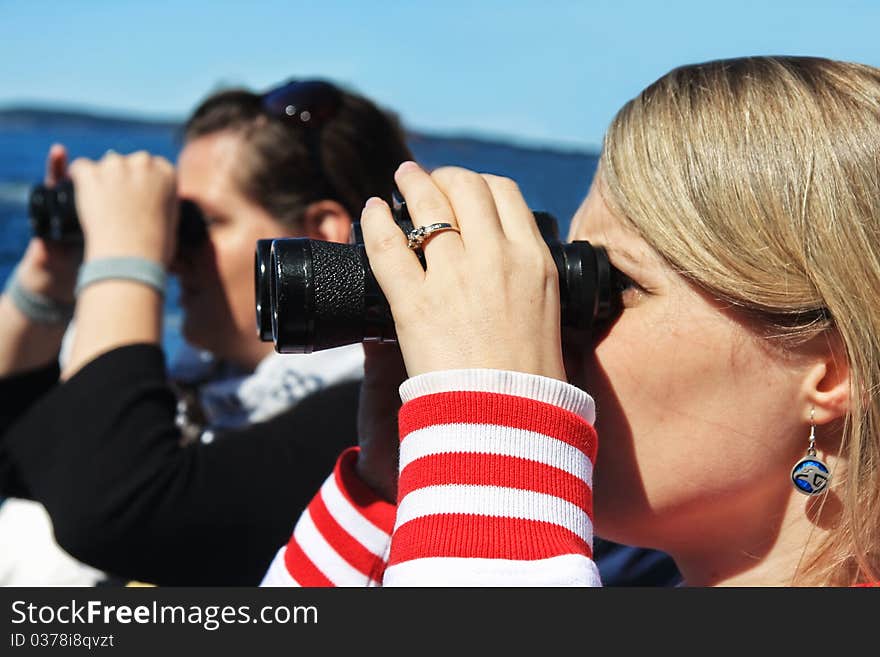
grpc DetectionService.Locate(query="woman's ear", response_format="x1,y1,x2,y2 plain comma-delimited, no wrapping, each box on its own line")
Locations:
301,200,352,244
801,331,850,425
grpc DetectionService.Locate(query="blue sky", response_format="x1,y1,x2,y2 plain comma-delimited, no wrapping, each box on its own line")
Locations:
1,0,878,149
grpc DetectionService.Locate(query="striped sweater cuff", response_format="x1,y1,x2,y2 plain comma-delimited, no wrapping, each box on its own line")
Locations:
260,447,395,587
385,369,600,586
400,369,595,424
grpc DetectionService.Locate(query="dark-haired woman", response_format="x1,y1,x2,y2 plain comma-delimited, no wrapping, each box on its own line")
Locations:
0,80,413,585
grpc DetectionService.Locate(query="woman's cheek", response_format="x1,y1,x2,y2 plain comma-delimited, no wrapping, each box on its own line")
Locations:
225,235,259,335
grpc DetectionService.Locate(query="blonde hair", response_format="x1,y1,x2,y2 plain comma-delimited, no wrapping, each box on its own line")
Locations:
599,56,880,585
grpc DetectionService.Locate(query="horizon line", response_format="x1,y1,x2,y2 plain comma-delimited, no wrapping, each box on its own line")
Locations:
0,99,602,156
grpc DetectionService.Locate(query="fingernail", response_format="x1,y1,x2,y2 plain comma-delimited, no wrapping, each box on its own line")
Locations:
364,196,384,209
395,160,419,176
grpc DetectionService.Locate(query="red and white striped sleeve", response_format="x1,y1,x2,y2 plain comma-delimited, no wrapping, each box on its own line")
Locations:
261,368,600,587
260,447,395,587
382,369,601,586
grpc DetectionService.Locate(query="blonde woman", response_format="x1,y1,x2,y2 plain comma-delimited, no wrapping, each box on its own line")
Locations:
263,56,880,587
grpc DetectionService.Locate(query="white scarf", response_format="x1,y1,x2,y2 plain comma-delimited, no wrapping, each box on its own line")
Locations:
169,342,365,436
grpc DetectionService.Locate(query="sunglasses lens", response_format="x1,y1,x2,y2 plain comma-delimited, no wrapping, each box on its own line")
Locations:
262,80,342,126
260,79,346,210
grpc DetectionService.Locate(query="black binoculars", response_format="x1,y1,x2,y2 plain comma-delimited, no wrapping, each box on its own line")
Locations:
255,203,622,354
28,180,208,250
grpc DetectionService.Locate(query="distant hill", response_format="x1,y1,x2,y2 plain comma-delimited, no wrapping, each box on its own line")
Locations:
0,106,179,131
0,106,597,158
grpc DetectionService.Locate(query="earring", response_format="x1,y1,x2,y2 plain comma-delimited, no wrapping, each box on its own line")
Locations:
791,407,831,496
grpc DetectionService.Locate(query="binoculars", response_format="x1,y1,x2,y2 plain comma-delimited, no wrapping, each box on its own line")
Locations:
255,203,622,353
28,180,208,250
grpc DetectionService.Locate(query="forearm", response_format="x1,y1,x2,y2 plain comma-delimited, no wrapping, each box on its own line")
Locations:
8,347,361,585
0,305,64,497
0,294,67,375
264,371,601,588
261,448,395,587
61,281,162,380
5,344,188,582
383,369,600,586
0,362,60,492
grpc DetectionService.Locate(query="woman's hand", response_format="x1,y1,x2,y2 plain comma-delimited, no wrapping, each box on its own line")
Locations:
60,151,176,380
68,151,178,266
355,342,408,503
360,162,566,381
0,145,83,375
15,144,82,303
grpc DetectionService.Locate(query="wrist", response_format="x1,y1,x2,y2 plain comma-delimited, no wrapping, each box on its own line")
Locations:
3,266,76,326
75,257,167,298
14,265,76,304
402,347,567,383
15,244,78,303
400,368,596,423
0,294,66,374
85,243,166,265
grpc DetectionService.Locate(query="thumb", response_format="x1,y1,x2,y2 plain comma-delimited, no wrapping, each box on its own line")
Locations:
44,144,69,186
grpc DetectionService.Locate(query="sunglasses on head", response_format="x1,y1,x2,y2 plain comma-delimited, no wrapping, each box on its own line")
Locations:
261,80,344,207
261,79,343,127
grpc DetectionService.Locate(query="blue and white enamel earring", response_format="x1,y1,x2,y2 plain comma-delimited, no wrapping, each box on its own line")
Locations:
791,407,831,496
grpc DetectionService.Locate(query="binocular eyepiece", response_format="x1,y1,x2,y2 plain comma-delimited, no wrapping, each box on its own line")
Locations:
255,203,622,353
28,180,208,250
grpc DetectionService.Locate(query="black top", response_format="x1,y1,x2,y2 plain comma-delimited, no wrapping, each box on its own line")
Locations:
0,344,359,586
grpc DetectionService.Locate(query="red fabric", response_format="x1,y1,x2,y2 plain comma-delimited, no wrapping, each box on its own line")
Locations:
398,391,597,461
274,446,393,586
390,391,596,572
397,451,592,514
334,447,396,533
277,388,598,586
308,491,387,581
283,538,334,587
388,515,593,565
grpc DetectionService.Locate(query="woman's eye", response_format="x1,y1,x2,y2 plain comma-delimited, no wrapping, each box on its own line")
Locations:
615,273,639,293
614,272,648,303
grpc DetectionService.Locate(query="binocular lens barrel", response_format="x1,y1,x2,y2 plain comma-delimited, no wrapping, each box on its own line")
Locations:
29,182,80,242
265,238,395,353
28,181,208,250
255,205,621,354
255,239,274,341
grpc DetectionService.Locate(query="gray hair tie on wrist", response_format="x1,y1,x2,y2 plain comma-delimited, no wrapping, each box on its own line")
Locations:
3,266,76,325
75,257,167,297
